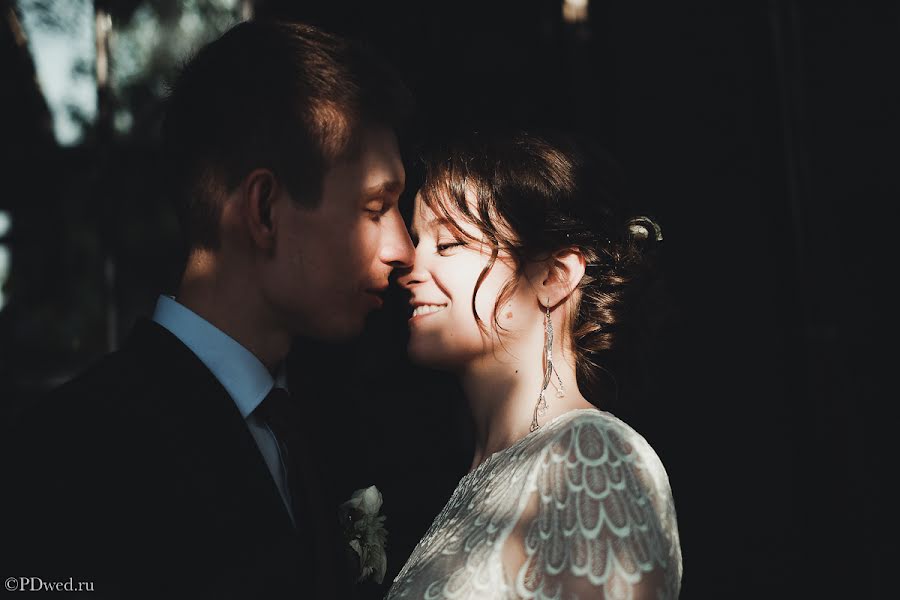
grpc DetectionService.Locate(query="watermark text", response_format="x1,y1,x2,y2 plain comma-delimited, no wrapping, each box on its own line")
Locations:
5,577,94,592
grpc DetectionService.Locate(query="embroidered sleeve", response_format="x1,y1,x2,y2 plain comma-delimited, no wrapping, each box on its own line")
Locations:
511,415,681,599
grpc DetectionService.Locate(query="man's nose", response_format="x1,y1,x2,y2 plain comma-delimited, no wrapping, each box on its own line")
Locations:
381,211,415,268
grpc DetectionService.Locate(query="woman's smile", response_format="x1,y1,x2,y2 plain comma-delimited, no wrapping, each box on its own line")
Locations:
410,303,449,321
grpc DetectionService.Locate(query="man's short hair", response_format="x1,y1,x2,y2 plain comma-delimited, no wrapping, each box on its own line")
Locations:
162,20,414,250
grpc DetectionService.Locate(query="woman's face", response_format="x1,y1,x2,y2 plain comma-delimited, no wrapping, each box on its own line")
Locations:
398,192,540,370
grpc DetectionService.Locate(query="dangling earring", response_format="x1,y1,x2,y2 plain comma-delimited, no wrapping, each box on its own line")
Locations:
531,299,565,432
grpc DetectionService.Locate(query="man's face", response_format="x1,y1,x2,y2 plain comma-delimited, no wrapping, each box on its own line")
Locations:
262,126,414,340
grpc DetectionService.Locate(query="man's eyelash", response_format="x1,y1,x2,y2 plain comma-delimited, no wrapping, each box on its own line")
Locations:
365,201,390,220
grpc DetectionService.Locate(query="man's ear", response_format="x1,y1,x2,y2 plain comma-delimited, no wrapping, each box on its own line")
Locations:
526,248,587,308
243,169,279,251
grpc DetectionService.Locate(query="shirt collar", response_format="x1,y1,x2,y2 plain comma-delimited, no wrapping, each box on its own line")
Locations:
152,295,279,418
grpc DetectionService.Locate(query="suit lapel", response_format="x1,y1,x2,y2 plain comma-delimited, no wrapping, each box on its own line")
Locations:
124,319,299,539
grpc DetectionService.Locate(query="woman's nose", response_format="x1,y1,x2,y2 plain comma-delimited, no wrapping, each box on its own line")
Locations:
380,211,415,268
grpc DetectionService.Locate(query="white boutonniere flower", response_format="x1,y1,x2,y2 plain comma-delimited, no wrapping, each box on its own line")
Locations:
339,485,388,584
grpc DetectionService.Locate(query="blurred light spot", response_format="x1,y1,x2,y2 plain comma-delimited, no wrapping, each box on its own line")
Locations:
563,0,589,24
0,245,9,312
114,109,134,135
109,0,241,136
18,0,96,146
0,210,10,237
241,0,254,21
95,10,112,87
1,211,9,311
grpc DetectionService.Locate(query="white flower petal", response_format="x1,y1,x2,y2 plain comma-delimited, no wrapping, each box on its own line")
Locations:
341,496,361,512
342,484,387,583
372,546,387,584
359,485,383,515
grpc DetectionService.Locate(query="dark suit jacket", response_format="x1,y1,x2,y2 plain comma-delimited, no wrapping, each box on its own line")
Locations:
4,319,347,599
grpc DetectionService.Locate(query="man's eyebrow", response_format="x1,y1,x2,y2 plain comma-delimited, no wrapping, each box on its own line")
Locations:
362,180,405,198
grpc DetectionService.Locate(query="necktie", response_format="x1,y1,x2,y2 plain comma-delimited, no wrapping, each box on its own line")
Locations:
257,387,340,597
257,387,310,527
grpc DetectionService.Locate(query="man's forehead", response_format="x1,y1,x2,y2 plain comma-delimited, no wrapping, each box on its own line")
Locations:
357,125,403,171
329,142,404,199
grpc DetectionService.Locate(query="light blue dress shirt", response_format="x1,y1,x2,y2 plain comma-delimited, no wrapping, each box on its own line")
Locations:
152,295,294,522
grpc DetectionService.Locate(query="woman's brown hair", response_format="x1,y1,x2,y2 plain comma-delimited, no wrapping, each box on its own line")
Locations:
417,130,661,399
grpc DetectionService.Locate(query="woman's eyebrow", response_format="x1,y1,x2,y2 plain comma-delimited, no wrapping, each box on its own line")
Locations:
413,215,467,240
425,216,454,230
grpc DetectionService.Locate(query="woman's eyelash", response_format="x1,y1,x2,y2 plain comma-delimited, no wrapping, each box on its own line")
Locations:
436,241,466,253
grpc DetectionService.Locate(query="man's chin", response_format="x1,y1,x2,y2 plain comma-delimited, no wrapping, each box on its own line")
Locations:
324,319,367,342
295,312,367,343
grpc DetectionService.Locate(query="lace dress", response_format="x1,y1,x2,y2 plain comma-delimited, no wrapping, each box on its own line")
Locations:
386,409,682,600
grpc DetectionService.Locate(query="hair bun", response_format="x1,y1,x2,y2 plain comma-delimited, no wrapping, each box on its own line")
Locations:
626,216,663,243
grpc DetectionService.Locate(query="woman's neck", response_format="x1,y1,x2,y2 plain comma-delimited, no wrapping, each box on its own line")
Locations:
460,344,593,472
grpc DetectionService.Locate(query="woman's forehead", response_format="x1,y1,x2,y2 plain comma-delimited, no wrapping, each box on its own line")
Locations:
412,191,475,233
413,185,519,247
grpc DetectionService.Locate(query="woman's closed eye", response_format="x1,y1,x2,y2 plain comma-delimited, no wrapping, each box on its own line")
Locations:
436,241,466,255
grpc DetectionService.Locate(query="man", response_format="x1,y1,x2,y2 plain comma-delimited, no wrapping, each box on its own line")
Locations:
5,20,414,598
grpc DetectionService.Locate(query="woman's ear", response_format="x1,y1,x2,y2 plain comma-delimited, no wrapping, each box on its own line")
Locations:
526,248,586,308
243,169,279,251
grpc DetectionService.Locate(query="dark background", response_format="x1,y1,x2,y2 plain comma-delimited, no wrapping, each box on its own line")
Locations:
1,1,893,598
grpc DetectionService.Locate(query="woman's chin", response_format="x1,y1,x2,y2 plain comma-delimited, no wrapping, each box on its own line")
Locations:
407,341,456,370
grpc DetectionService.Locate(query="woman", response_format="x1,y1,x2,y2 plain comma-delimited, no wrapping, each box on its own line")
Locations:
387,131,682,599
